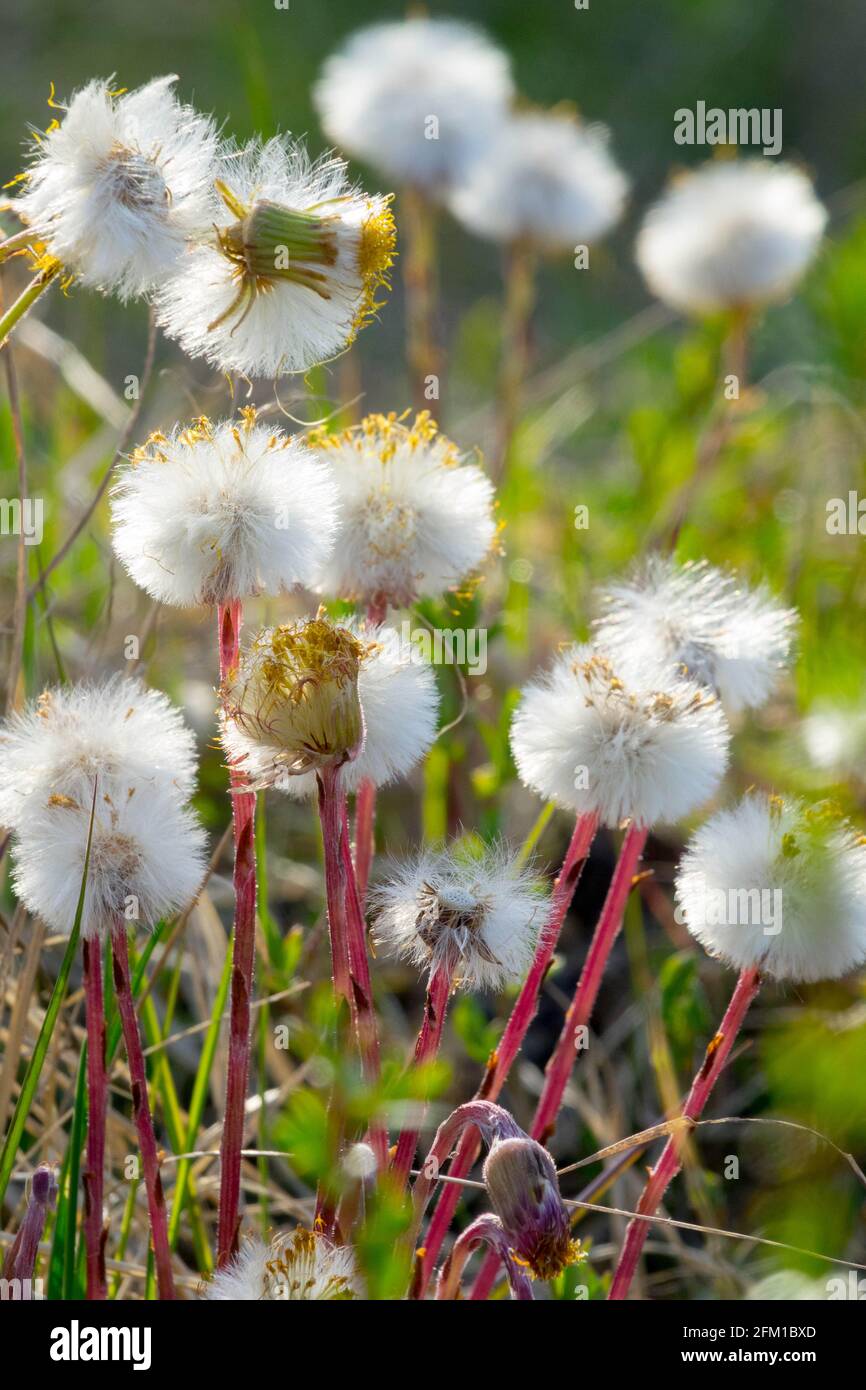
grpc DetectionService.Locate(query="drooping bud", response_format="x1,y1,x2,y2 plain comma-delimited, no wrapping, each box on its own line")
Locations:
221,616,367,787
482,1133,581,1281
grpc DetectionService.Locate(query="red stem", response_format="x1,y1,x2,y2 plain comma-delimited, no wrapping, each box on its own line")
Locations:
391,965,453,1188
216,600,258,1270
318,763,353,1006
469,821,648,1300
437,1214,533,1300
82,935,107,1299
110,925,176,1300
353,778,376,904
340,800,388,1169
415,811,598,1296
608,964,762,1300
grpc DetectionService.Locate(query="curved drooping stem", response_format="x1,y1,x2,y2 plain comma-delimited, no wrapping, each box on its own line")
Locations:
436,1214,533,1301
390,965,454,1188
608,965,762,1301
216,600,259,1270
82,935,107,1299
415,812,598,1296
110,923,175,1300
469,822,648,1300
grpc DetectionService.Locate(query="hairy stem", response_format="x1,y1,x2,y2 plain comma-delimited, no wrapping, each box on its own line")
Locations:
437,1213,533,1300
469,822,648,1299
82,936,107,1300
391,965,453,1188
110,925,175,1300
415,811,598,1295
608,965,762,1300
216,600,259,1269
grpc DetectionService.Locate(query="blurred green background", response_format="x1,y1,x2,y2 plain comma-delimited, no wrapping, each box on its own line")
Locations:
2,0,866,1299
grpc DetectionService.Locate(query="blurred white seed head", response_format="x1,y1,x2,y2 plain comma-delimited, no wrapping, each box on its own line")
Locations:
636,159,827,315
314,17,514,191
309,411,497,609
204,1229,361,1300
801,702,866,780
111,409,338,608
510,646,730,828
371,843,546,991
675,793,866,983
0,676,198,832
155,136,395,377
450,108,628,251
12,781,206,940
273,619,440,798
220,617,366,788
593,557,798,714
15,76,218,300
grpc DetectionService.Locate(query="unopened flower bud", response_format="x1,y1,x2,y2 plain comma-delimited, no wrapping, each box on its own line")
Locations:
483,1134,581,1281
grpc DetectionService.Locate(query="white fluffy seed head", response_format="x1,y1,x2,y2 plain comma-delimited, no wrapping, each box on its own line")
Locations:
15,76,218,301
450,108,628,251
801,702,866,779
12,781,207,940
0,676,198,832
314,18,514,190
271,619,440,798
110,409,338,608
675,793,866,983
371,843,546,991
154,136,395,378
510,646,730,829
593,557,798,714
309,411,497,609
203,1229,361,1301
636,159,827,315
220,617,367,788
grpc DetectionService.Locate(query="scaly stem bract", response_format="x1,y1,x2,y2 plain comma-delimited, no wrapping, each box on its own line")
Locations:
216,599,258,1270
82,935,107,1300
110,924,176,1300
391,964,453,1188
608,964,762,1301
415,811,598,1296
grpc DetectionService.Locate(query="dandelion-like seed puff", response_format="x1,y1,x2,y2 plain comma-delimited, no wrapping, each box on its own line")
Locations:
636,158,827,316
110,409,338,608
309,411,497,611
314,17,514,191
371,844,546,992
676,793,866,983
511,646,730,828
593,557,798,714
204,1229,361,1301
155,136,396,377
14,76,219,300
